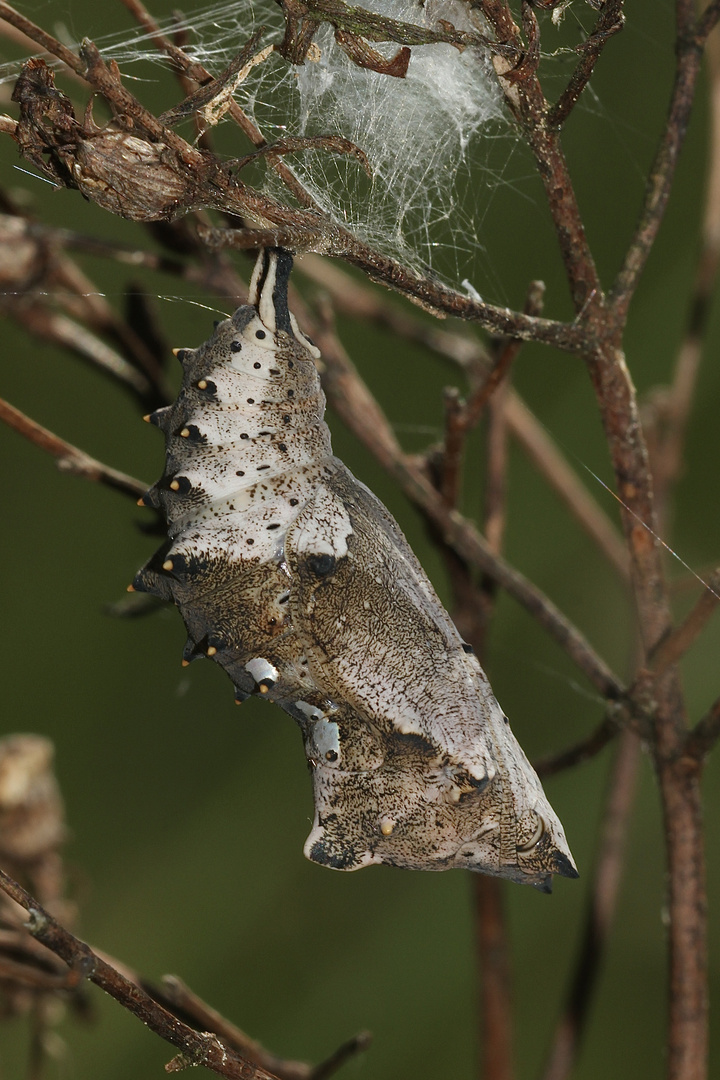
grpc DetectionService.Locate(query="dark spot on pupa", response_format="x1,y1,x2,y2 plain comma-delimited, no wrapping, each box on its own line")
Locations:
236,470,245,477
278,443,287,452
267,522,281,530
254,362,261,369
247,538,255,545
288,360,294,369
287,390,295,398
461,642,474,654
247,398,255,404
307,553,335,577
230,340,242,352
256,330,266,340
269,368,280,375
289,498,299,506
240,433,249,440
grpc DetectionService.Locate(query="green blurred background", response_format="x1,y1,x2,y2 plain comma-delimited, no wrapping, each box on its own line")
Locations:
1,1,719,1078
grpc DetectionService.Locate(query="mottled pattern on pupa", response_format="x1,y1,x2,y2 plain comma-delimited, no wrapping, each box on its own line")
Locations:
134,248,578,890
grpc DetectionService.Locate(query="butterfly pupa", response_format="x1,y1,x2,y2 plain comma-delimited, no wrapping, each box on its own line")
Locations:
133,247,577,891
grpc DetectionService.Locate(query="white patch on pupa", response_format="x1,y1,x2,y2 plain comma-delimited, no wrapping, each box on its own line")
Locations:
288,483,353,560
245,658,279,686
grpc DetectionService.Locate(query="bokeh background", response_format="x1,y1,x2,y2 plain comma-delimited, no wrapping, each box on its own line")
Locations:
1,2,719,1078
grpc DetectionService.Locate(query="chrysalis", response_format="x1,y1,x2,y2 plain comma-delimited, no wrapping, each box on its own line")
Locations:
134,248,577,890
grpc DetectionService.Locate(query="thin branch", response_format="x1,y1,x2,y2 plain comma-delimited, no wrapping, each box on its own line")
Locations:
539,731,641,1080
533,715,619,779
462,281,545,432
154,976,313,1080
472,343,513,1080
202,228,587,349
474,877,513,1080
0,396,146,499
0,869,279,1080
504,394,630,583
647,21,720,516
610,14,706,323
548,1,625,128
309,1032,373,1080
684,697,720,761
138,975,371,1080
649,573,720,678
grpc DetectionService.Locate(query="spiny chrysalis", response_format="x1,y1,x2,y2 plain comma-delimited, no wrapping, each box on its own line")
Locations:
133,248,577,890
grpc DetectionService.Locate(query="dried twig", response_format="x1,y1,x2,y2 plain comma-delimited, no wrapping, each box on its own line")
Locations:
539,731,641,1080
533,715,620,780
0,869,281,1080
548,0,625,128
649,573,720,678
0,396,146,499
684,697,720,762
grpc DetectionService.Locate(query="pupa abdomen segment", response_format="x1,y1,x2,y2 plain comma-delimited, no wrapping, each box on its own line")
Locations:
134,248,578,890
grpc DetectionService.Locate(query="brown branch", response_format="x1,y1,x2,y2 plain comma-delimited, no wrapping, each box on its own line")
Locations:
0,396,146,499
201,228,587,349
472,342,513,1080
648,573,720,678
137,975,371,1080
533,714,619,779
610,13,706,324
684,697,720,762
647,22,720,520
278,0,511,52
474,877,513,1080
462,280,545,432
503,394,630,583
548,1,625,128
153,976,314,1080
539,731,641,1080
310,1032,373,1080
0,869,280,1080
